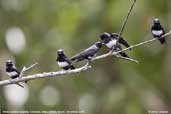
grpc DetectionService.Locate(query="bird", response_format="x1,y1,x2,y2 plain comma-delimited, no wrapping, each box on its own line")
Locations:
57,49,75,70
100,32,117,49
100,32,129,58
6,60,24,88
70,41,102,62
110,33,130,48
151,18,166,44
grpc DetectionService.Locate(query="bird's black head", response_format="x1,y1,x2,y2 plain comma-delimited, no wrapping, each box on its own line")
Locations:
153,18,160,25
6,60,13,67
100,32,110,41
110,33,120,39
57,49,65,56
95,41,102,48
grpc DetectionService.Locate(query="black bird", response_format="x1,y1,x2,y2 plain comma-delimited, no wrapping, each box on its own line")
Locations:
151,18,166,44
57,49,75,70
6,60,24,88
70,41,102,62
111,33,130,48
100,32,129,58
100,32,116,49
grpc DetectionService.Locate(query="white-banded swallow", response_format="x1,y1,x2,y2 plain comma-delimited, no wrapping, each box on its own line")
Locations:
57,49,75,70
110,33,130,48
100,32,129,58
100,32,117,49
151,18,166,44
6,60,24,88
70,41,102,62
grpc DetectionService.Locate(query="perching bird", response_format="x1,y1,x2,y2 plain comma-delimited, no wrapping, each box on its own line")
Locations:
100,32,117,49
151,18,166,44
100,32,130,48
100,32,129,58
70,41,102,62
57,49,75,70
6,60,24,88
110,33,130,48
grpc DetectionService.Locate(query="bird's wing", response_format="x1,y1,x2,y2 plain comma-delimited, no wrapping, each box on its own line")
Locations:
82,45,97,52
12,67,20,74
71,47,97,61
119,37,130,48
161,26,165,35
71,45,94,60
151,25,154,31
114,44,122,50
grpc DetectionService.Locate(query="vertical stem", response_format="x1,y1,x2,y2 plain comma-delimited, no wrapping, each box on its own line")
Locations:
119,0,137,35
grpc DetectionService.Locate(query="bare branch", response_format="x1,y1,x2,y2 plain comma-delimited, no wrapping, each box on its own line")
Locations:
114,30,171,54
0,31,171,87
91,51,139,63
19,62,38,78
19,67,26,78
119,0,137,35
92,51,112,61
25,62,38,71
0,64,91,86
92,30,171,62
115,55,139,63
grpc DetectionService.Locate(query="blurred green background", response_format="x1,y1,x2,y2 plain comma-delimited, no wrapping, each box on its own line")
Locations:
0,0,171,114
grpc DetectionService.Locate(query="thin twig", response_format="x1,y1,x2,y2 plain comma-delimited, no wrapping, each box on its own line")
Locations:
16,83,24,88
25,62,38,71
19,62,38,78
91,51,139,63
19,67,26,78
115,55,139,63
119,0,137,35
91,51,112,61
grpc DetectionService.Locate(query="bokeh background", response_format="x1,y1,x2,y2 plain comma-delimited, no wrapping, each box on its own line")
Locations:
0,0,171,114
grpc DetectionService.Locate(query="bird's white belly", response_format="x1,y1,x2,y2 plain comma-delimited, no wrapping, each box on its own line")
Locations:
152,30,163,36
57,62,69,67
106,40,117,48
7,71,18,77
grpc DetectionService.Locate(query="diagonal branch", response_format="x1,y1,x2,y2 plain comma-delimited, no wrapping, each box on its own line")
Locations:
92,30,171,60
119,0,137,35
115,30,171,54
0,30,170,87
115,55,139,63
0,63,92,86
